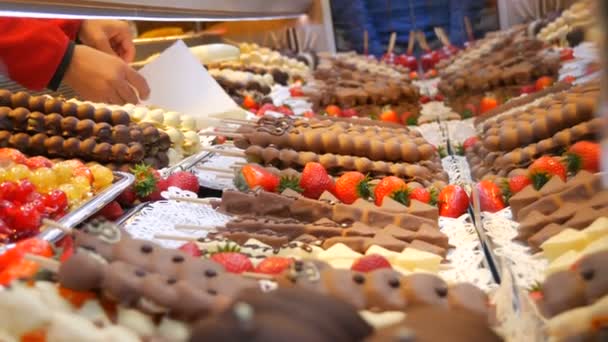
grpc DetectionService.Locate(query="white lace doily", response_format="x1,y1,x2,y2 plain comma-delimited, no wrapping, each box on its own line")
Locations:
446,119,476,144
442,155,474,185
482,208,548,289
415,122,447,147
439,215,497,292
122,199,231,249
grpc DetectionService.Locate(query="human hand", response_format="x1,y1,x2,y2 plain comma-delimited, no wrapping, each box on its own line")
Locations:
79,20,135,63
63,45,150,104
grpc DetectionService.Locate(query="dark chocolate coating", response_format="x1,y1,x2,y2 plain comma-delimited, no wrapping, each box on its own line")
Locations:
93,142,112,161
142,126,160,144
26,111,45,133
0,130,10,147
111,144,129,162
158,131,171,150
28,96,47,112
143,157,160,169
43,99,62,114
127,143,145,162
129,128,143,144
44,136,64,156
0,107,13,131
63,138,81,158
9,107,29,130
0,89,12,107
9,133,29,152
93,122,112,142
29,133,48,155
156,151,169,168
80,137,97,156
76,104,95,120
112,125,130,144
44,113,63,135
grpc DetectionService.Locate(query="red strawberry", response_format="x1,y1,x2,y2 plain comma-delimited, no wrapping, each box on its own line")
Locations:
299,162,334,199
520,84,536,95
508,175,532,194
255,256,293,275
379,109,400,123
341,108,358,118
528,156,567,189
529,290,543,302
351,254,392,272
243,95,258,109
410,188,431,204
97,201,123,221
166,171,199,193
276,106,294,116
476,180,506,213
565,141,600,173
57,235,74,262
434,93,444,101
117,186,137,206
289,87,304,97
178,241,202,257
211,252,253,273
419,95,431,104
146,177,169,201
438,185,470,218
374,176,407,206
25,156,53,170
462,136,479,150
334,172,371,204
325,105,342,117
235,164,279,192
256,103,278,116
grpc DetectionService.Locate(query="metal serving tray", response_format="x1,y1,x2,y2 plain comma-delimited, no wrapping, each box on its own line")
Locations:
0,171,134,253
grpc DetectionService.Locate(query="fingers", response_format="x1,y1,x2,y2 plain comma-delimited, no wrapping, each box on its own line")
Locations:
120,40,136,63
91,33,116,57
125,67,150,101
113,78,139,104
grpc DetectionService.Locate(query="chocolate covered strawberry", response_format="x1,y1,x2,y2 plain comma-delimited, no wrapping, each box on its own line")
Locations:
529,156,567,189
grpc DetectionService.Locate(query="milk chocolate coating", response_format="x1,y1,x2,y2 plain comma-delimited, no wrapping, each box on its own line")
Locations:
61,102,78,117
11,91,30,108
93,122,112,142
112,125,130,144
58,251,105,291
127,143,145,162
575,251,608,304
94,108,112,123
110,110,130,125
80,137,97,156
158,131,171,150
111,144,129,162
60,116,79,135
10,107,29,130
9,133,29,151
63,138,81,158
0,89,11,106
76,104,95,120
540,271,586,317
402,273,449,308
26,111,45,133
0,107,11,131
142,126,160,144
129,128,143,144
43,99,62,114
93,142,112,161
76,119,95,139
44,136,64,156
44,113,63,135
0,131,10,147
28,133,47,155
28,96,46,112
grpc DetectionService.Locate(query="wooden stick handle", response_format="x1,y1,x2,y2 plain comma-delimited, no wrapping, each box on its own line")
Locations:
308,31,318,51
174,224,217,231
407,30,415,54
363,30,369,54
200,132,244,140
464,16,474,41
199,147,246,158
154,234,195,242
417,31,430,51
24,254,60,273
270,32,280,49
437,27,451,46
168,196,214,205
242,272,275,280
387,32,397,54
196,166,233,174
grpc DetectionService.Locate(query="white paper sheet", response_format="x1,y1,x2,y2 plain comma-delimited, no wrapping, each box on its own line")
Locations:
138,40,243,126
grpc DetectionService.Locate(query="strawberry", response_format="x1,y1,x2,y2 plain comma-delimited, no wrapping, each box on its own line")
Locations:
275,106,294,116
146,177,169,201
419,95,431,104
235,164,279,192
243,95,258,109
299,162,334,199
462,136,479,150
334,172,371,204
535,76,554,91
529,290,543,302
325,105,341,117
508,175,532,194
528,156,567,189
410,188,431,204
560,48,574,61
438,185,470,218
97,201,123,221
374,176,407,206
0,148,26,166
278,175,303,193
178,241,202,257
379,109,400,124
462,103,477,119
211,252,253,273
341,108,358,118
256,103,277,116
476,180,506,213
117,186,137,206
303,111,315,118
255,256,293,275
289,87,304,97
25,156,52,169
563,75,576,84
400,111,412,124
479,97,498,113
166,171,199,193
434,93,444,101
409,71,419,80
565,141,600,173
351,254,392,272
57,235,74,262
520,84,536,95
131,164,159,200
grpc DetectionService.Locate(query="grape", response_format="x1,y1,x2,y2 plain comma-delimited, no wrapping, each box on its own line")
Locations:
30,167,58,193
6,164,29,182
90,164,114,190
52,163,74,185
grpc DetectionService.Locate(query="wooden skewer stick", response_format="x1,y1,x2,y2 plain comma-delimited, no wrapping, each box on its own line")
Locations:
196,165,233,174
218,118,256,125
41,219,71,233
308,31,318,51
387,32,397,54
464,16,474,42
407,30,415,55
24,254,60,273
200,147,246,158
213,126,239,133
168,196,213,205
200,132,244,140
270,32,280,49
242,272,274,280
154,234,196,242
216,174,234,179
363,30,369,55
174,224,217,231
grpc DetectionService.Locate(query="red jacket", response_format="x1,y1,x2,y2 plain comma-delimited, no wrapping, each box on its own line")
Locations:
0,18,82,90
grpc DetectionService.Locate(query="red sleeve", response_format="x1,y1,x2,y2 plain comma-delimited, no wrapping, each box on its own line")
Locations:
0,18,78,90
42,19,82,40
